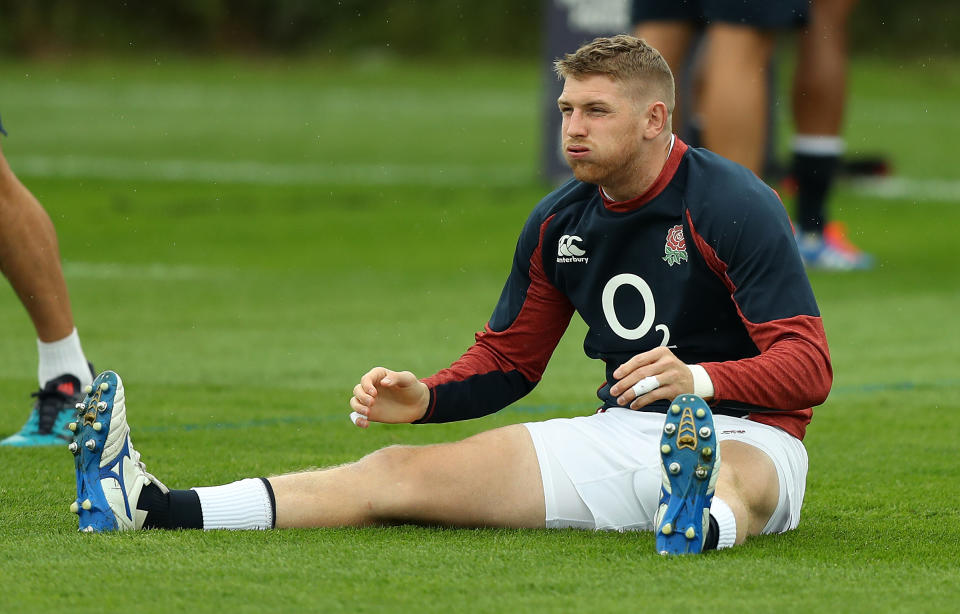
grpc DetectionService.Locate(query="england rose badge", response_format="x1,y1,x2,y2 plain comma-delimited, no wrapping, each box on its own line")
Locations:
662,224,688,266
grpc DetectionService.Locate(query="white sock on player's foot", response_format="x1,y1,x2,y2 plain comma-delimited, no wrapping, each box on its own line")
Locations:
193,478,274,530
711,497,737,549
792,134,845,157
37,328,91,388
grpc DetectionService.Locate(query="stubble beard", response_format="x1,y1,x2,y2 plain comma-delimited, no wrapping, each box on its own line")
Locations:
566,154,632,190
566,158,603,185
566,137,649,198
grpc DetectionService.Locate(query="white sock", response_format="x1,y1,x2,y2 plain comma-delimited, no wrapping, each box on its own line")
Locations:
793,134,845,157
193,478,275,530
710,497,737,549
37,328,92,388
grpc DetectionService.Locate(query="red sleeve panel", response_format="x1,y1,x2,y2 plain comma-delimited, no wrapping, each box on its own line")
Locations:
687,211,833,440
417,215,575,423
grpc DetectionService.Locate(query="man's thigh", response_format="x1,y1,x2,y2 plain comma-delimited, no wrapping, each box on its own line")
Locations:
396,424,546,528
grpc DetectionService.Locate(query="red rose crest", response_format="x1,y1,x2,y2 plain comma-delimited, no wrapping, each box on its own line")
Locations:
662,224,688,266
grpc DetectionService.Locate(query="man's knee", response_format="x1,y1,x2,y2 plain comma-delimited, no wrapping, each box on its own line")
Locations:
353,444,435,519
716,441,779,535
357,444,420,479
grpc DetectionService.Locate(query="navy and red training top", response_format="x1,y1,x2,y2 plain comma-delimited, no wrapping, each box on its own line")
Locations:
418,138,831,441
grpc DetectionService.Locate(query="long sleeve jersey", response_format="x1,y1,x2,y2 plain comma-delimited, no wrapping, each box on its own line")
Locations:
418,138,832,441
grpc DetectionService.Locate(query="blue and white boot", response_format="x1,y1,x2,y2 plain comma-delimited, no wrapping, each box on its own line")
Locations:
68,371,167,532
654,394,720,555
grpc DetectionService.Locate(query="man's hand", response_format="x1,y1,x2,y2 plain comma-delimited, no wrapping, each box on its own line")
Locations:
608,347,694,410
349,367,430,428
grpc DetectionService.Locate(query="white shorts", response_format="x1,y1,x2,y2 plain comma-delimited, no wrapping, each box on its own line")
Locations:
523,408,808,533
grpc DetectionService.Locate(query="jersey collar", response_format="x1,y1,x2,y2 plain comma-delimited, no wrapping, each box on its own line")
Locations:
600,135,688,212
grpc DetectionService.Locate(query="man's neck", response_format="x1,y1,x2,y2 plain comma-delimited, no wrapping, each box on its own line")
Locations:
601,134,675,203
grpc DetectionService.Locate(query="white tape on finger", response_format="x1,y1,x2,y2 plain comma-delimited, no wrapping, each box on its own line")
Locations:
631,376,660,397
349,411,363,426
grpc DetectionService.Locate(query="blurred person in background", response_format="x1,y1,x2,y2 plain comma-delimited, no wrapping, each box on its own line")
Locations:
791,0,873,270
631,0,808,176
0,114,94,446
631,0,872,271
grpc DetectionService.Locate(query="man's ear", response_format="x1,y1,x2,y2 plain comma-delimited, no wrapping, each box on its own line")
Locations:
644,101,669,139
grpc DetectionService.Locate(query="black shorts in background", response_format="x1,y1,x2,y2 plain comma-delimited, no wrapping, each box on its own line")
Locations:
631,0,809,29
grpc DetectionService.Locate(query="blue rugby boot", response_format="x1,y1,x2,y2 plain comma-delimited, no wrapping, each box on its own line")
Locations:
1,373,88,446
654,394,720,555
68,371,167,532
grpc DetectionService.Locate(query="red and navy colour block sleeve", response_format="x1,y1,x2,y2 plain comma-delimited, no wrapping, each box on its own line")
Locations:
416,212,575,423
684,164,832,439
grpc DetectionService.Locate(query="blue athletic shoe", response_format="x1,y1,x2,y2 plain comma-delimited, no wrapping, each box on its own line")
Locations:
654,394,720,555
796,228,873,271
1,373,88,446
69,371,166,532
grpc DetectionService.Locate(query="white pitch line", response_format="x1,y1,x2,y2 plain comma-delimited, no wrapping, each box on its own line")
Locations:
0,82,532,116
10,153,960,200
847,177,960,203
12,154,534,187
62,261,236,281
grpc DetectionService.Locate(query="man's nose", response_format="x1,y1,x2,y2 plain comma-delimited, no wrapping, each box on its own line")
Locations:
565,110,587,137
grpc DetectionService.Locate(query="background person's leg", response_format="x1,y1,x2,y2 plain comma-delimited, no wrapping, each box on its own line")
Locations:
632,21,698,132
0,137,93,447
699,24,776,174
0,142,78,344
791,0,871,269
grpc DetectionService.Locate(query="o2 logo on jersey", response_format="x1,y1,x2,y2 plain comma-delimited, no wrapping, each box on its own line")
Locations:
601,273,673,347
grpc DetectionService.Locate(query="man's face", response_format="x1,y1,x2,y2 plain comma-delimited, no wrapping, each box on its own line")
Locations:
557,74,648,188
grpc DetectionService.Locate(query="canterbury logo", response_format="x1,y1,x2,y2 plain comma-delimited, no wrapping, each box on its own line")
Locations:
557,235,589,263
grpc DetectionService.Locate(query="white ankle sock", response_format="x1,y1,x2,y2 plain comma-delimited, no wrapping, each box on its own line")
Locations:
37,328,91,388
711,497,737,549
193,478,274,530
793,134,845,156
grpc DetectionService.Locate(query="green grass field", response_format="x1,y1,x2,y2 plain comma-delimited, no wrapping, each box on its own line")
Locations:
1,55,958,613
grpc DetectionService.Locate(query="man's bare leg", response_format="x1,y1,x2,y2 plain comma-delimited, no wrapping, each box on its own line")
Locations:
792,0,859,137
791,0,871,269
271,425,545,529
632,21,697,132
70,373,546,533
0,141,76,343
73,371,786,553
699,24,776,174
0,137,92,446
714,441,780,544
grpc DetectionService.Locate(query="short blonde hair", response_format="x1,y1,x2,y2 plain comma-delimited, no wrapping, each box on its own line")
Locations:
554,35,675,113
